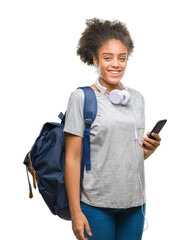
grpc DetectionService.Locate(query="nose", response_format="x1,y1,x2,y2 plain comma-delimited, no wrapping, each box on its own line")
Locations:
111,58,119,68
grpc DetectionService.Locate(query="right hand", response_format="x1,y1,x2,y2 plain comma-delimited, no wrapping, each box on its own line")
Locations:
71,211,92,240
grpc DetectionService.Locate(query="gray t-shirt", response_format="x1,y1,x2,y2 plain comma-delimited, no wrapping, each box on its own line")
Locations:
63,86,146,208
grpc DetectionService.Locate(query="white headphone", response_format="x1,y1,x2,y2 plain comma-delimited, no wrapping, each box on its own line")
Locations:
95,78,130,105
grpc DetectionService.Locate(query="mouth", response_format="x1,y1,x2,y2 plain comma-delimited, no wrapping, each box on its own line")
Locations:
108,70,122,77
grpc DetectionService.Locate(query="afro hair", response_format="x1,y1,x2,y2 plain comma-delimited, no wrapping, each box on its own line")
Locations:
77,18,134,65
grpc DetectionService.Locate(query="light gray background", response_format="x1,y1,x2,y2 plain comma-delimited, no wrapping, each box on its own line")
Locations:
1,0,189,239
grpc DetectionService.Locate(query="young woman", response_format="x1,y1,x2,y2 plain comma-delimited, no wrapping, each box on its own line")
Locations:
64,18,161,240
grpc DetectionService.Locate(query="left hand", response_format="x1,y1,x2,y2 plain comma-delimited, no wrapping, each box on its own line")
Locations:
138,132,161,160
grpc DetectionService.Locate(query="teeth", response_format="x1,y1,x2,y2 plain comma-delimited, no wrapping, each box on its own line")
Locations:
110,71,120,73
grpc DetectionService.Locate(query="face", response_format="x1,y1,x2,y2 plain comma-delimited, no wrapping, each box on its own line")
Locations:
93,39,128,88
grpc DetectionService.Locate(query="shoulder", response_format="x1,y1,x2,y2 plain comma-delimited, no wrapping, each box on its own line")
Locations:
127,86,144,99
127,87,145,108
69,87,97,102
69,88,85,102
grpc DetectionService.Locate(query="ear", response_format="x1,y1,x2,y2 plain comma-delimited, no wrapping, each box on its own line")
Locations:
93,56,99,67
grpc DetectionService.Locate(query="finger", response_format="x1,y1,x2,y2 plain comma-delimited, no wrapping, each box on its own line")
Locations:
76,230,86,240
81,231,87,240
143,137,160,147
143,139,157,150
84,222,92,237
143,142,155,150
146,131,151,136
142,142,146,147
138,142,144,148
139,142,148,148
151,132,161,141
79,233,86,240
142,142,150,149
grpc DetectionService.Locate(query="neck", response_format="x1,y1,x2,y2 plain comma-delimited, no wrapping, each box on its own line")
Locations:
98,77,123,94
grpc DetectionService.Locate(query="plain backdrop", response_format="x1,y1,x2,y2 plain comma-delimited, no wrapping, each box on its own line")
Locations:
1,0,190,239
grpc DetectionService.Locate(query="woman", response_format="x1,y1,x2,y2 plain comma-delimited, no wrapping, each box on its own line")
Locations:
64,18,161,240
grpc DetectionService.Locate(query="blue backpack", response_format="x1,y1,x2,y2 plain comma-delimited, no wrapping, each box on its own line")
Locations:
23,86,97,220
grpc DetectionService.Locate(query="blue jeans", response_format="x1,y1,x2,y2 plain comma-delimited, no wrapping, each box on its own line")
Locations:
80,201,146,240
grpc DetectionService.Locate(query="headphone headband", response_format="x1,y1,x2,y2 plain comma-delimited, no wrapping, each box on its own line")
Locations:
95,78,130,105
95,78,128,94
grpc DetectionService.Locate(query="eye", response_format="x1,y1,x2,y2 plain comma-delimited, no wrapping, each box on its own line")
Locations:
120,57,126,61
105,57,111,60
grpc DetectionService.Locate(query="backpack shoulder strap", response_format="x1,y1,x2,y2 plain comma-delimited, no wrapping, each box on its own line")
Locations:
77,86,97,177
77,86,97,127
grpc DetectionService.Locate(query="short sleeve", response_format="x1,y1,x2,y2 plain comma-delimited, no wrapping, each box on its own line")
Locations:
141,94,145,129
141,94,145,109
63,91,85,138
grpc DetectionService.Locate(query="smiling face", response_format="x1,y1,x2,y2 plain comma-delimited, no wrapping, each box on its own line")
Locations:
93,39,128,91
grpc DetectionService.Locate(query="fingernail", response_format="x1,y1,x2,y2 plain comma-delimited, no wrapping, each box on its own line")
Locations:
89,232,92,236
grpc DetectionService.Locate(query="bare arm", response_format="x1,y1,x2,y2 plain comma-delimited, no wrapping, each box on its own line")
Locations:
64,132,83,217
64,132,92,239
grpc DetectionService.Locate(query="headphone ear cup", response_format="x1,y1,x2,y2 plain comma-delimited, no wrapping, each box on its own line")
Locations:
120,90,130,105
109,89,122,104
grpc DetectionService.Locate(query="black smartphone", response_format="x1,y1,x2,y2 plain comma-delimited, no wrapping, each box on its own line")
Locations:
143,119,167,146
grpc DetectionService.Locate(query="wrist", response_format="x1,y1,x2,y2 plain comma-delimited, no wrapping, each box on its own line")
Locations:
144,149,155,160
70,208,82,218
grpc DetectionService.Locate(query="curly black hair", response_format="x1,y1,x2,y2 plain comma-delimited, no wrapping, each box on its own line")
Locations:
77,18,134,65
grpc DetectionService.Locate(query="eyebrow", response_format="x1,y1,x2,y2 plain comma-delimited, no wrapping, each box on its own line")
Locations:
102,52,127,55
